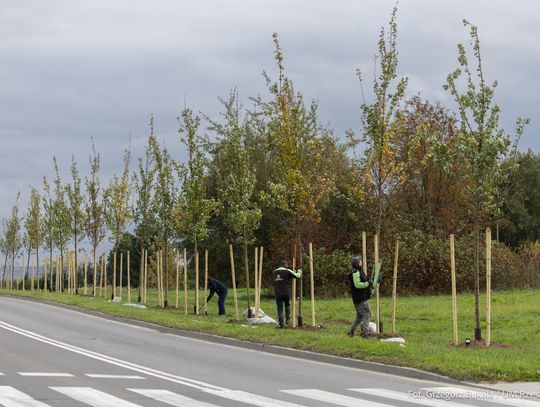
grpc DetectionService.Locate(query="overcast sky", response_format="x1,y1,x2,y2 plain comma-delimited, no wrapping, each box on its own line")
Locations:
1,0,538,224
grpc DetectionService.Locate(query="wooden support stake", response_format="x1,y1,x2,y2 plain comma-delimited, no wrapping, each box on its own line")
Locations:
143,249,148,304
102,254,107,298
195,251,199,314
450,234,458,346
83,253,87,295
204,249,208,314
254,247,259,318
309,242,316,327
183,248,188,315
486,227,492,347
157,251,162,307
31,257,35,291
22,254,26,291
362,231,367,275
391,240,399,336
92,252,96,296
258,246,264,318
292,254,297,328
374,234,380,335
175,249,179,309
119,251,123,299
127,250,131,303
229,244,239,321
44,257,48,292
112,251,117,300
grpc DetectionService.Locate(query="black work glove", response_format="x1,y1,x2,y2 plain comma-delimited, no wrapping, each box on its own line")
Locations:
368,278,373,288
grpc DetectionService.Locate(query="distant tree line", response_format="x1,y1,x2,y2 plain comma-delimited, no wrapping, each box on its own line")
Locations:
1,9,538,307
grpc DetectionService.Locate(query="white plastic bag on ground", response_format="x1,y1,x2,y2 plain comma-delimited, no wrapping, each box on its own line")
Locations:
243,307,278,325
368,321,377,334
243,307,266,318
123,303,147,309
381,337,406,343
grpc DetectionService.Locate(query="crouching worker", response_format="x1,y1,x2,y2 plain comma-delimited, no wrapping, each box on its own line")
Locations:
347,256,373,337
272,260,302,329
206,276,228,316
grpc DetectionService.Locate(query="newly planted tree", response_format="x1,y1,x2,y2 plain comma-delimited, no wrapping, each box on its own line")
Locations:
84,142,106,296
104,145,132,299
133,120,156,302
176,108,217,312
53,158,71,292
208,91,261,314
66,156,86,293
444,20,529,340
5,195,22,289
149,118,177,307
24,188,43,290
252,34,336,322
42,177,55,291
348,6,408,235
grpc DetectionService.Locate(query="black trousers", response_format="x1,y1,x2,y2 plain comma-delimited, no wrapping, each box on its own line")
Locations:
275,294,291,327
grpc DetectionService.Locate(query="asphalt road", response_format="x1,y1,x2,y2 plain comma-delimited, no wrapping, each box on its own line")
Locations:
0,296,538,407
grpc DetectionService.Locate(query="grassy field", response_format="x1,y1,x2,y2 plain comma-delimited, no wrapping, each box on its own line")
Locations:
1,286,539,382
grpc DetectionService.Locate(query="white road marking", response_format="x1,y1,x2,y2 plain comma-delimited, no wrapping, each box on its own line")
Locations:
0,386,51,407
85,374,145,379
0,319,221,391
205,389,308,407
50,387,142,407
282,389,390,407
350,388,473,406
128,389,217,406
0,319,307,407
426,387,540,407
18,372,73,377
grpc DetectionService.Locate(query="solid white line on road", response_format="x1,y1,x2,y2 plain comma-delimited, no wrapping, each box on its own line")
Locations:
0,319,222,391
85,374,145,379
282,389,390,407
0,386,51,407
350,388,473,407
205,389,308,407
50,387,142,407
128,389,218,407
18,372,73,377
425,387,540,407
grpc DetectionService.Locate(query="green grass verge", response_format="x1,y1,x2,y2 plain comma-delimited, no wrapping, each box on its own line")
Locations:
2,287,539,382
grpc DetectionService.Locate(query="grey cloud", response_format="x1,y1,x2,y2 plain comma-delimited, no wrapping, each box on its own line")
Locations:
1,0,538,220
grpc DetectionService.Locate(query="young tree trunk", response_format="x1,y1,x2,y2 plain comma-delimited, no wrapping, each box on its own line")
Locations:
74,234,78,295
164,240,169,307
138,245,144,302
243,234,251,317
127,250,131,303
92,247,97,296
49,247,53,292
474,225,482,340
36,243,40,291
2,254,8,289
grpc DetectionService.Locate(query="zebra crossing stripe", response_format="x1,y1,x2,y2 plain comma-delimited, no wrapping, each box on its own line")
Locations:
282,389,390,407
0,386,51,407
350,388,472,407
18,372,73,377
204,389,308,407
85,374,145,379
49,387,142,407
425,387,540,407
128,389,217,407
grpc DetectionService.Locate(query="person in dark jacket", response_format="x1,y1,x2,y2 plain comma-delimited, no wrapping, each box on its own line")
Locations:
272,260,302,328
206,277,228,316
347,255,373,337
